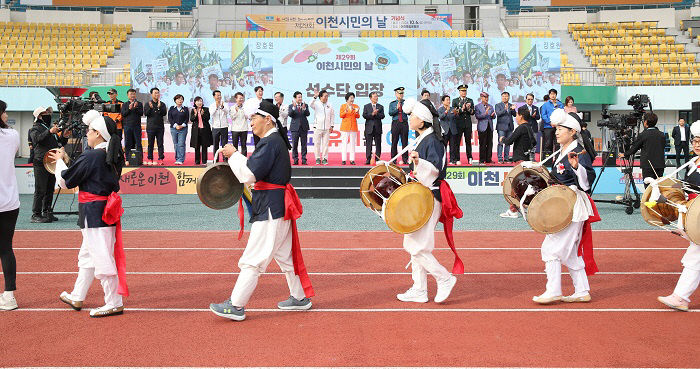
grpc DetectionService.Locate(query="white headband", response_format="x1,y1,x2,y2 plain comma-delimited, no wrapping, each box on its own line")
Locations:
549,108,568,126
691,120,700,137
402,98,433,124
558,115,581,132
82,109,110,142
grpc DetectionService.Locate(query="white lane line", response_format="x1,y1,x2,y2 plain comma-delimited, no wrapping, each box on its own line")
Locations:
16,271,681,276
13,247,688,251
13,229,668,233
13,307,698,313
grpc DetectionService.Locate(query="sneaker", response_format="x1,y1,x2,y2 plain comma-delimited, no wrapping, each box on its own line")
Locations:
302,160,308,165
350,161,356,165
397,288,429,303
43,212,58,222
435,275,457,303
316,159,321,165
398,160,404,165
277,295,312,310
364,160,371,165
0,295,18,311
210,299,245,321
157,160,165,166
657,294,689,312
59,291,83,311
293,160,299,165
174,161,182,165
341,161,346,165
499,209,519,218
562,294,592,303
322,158,328,165
89,305,124,318
31,214,50,223
532,294,562,304
456,161,461,165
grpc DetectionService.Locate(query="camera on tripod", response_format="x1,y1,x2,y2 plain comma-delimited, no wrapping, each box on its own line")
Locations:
596,94,650,132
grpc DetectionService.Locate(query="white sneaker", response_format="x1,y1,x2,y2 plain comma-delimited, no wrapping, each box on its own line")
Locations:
396,288,429,303
499,209,519,218
434,276,457,303
89,305,124,318
0,295,18,311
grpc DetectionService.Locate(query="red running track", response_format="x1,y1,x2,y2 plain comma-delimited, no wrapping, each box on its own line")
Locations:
1,230,699,368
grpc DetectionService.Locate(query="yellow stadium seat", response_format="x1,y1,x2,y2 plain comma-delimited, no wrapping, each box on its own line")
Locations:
475,30,482,37
466,30,474,37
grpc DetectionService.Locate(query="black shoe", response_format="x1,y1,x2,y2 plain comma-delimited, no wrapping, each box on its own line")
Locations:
350,161,356,165
44,212,58,222
302,161,307,165
316,159,321,165
322,158,328,165
341,161,346,165
293,160,299,165
31,214,50,223
365,160,371,165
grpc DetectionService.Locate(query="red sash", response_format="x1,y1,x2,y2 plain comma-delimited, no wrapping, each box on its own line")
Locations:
577,194,600,276
438,181,465,274
236,182,314,298
78,191,129,297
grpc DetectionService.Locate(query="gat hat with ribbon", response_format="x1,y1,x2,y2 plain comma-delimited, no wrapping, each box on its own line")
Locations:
243,98,291,150
394,87,405,92
32,106,53,120
691,120,700,137
457,84,468,91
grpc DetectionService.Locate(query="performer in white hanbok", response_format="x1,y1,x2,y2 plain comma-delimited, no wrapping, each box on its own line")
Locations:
531,110,600,304
210,99,313,321
395,99,464,304
658,120,700,311
50,110,129,317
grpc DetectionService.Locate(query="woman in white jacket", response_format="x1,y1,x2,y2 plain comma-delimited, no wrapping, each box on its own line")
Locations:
0,99,21,311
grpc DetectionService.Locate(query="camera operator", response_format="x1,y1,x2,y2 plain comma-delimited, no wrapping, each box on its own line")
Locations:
621,112,665,186
104,88,123,138
28,106,66,223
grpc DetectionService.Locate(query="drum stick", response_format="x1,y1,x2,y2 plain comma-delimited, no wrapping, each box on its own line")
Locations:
651,159,696,187
537,148,562,166
386,129,434,164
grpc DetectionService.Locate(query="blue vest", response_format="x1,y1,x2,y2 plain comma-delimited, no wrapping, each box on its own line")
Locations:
247,132,292,222
409,132,446,202
549,143,596,192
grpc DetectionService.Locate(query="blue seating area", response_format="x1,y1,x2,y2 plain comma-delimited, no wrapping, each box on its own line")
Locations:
504,0,695,14
7,0,196,14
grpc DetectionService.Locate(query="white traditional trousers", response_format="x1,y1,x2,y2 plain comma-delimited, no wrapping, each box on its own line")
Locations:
340,131,357,162
403,198,452,291
673,243,700,302
230,211,305,307
540,220,589,297
313,128,331,161
69,221,122,308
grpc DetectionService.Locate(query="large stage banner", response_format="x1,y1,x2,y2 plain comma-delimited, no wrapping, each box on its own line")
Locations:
246,14,453,32
130,37,560,154
15,165,653,195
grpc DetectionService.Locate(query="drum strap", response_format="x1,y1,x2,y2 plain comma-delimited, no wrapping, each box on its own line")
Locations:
236,181,314,298
577,194,600,276
79,191,129,297
438,181,465,274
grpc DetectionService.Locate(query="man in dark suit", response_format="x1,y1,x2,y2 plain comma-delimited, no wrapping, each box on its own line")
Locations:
363,91,385,164
121,88,144,161
623,112,666,186
672,118,691,170
388,87,408,164
523,93,540,157
288,91,310,165
451,84,475,165
494,91,516,163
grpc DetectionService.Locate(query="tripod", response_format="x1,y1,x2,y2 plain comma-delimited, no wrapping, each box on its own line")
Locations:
590,137,641,215
50,125,84,216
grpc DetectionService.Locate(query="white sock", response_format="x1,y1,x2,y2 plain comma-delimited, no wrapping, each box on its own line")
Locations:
3,291,14,299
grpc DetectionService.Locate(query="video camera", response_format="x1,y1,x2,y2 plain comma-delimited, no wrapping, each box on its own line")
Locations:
56,96,121,132
596,94,651,132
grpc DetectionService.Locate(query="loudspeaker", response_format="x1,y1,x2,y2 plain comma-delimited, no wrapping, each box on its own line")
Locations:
692,101,700,122
127,149,143,166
